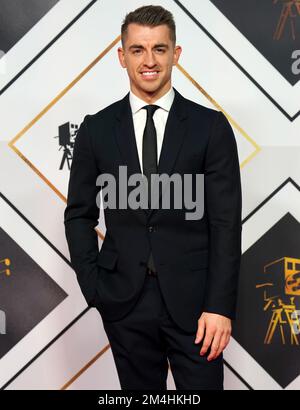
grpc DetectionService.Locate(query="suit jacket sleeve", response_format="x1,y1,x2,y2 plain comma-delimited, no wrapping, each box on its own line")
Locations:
64,114,100,307
203,111,242,320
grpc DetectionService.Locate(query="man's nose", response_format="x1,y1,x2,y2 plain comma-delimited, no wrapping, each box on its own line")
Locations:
143,51,157,67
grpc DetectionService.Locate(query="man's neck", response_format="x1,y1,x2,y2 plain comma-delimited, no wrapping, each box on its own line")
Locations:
130,83,172,104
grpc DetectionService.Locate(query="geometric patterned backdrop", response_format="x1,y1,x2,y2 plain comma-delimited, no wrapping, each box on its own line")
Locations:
0,0,299,389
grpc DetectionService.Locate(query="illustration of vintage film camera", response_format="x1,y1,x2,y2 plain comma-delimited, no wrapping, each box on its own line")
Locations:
55,122,78,170
256,257,300,345
273,0,300,40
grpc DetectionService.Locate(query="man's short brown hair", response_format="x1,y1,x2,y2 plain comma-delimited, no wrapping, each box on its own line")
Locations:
121,5,176,48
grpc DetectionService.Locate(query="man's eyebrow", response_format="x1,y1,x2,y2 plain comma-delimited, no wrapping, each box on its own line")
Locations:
128,43,169,50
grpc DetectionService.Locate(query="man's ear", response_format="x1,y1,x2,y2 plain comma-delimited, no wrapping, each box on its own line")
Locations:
117,47,126,68
173,45,182,65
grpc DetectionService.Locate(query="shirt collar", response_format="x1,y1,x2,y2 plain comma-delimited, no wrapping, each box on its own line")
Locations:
129,86,175,115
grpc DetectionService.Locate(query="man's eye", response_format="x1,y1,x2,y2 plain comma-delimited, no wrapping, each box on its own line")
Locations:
133,49,164,54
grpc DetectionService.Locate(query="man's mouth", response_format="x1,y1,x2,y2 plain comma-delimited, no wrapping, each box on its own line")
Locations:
140,71,159,80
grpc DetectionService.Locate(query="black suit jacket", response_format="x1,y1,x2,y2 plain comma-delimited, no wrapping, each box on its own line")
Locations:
64,87,242,333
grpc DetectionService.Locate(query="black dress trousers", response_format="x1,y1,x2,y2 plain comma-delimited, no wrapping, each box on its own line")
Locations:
101,273,224,390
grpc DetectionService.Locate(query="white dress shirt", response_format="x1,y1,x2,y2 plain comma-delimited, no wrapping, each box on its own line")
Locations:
129,86,175,174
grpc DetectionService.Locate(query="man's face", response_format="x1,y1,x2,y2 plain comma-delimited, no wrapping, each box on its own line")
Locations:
118,23,182,102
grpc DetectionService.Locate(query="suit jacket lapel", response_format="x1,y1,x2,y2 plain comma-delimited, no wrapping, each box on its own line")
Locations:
114,87,188,220
114,92,147,224
114,92,142,176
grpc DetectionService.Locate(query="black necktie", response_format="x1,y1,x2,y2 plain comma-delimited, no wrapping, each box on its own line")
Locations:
142,104,159,207
142,104,159,272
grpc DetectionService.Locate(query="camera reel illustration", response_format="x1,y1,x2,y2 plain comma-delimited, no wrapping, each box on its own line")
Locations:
256,257,300,345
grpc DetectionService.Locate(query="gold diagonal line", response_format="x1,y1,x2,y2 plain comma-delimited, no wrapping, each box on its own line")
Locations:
7,36,121,241
60,342,171,390
176,62,261,169
9,142,105,240
60,343,111,390
6,143,104,241
9,35,121,146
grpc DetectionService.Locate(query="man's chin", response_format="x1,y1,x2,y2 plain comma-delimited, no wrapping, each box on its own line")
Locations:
136,82,164,95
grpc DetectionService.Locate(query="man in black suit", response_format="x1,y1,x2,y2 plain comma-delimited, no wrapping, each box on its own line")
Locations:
64,5,242,390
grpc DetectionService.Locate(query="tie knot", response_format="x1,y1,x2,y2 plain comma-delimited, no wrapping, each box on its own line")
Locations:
142,104,159,118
